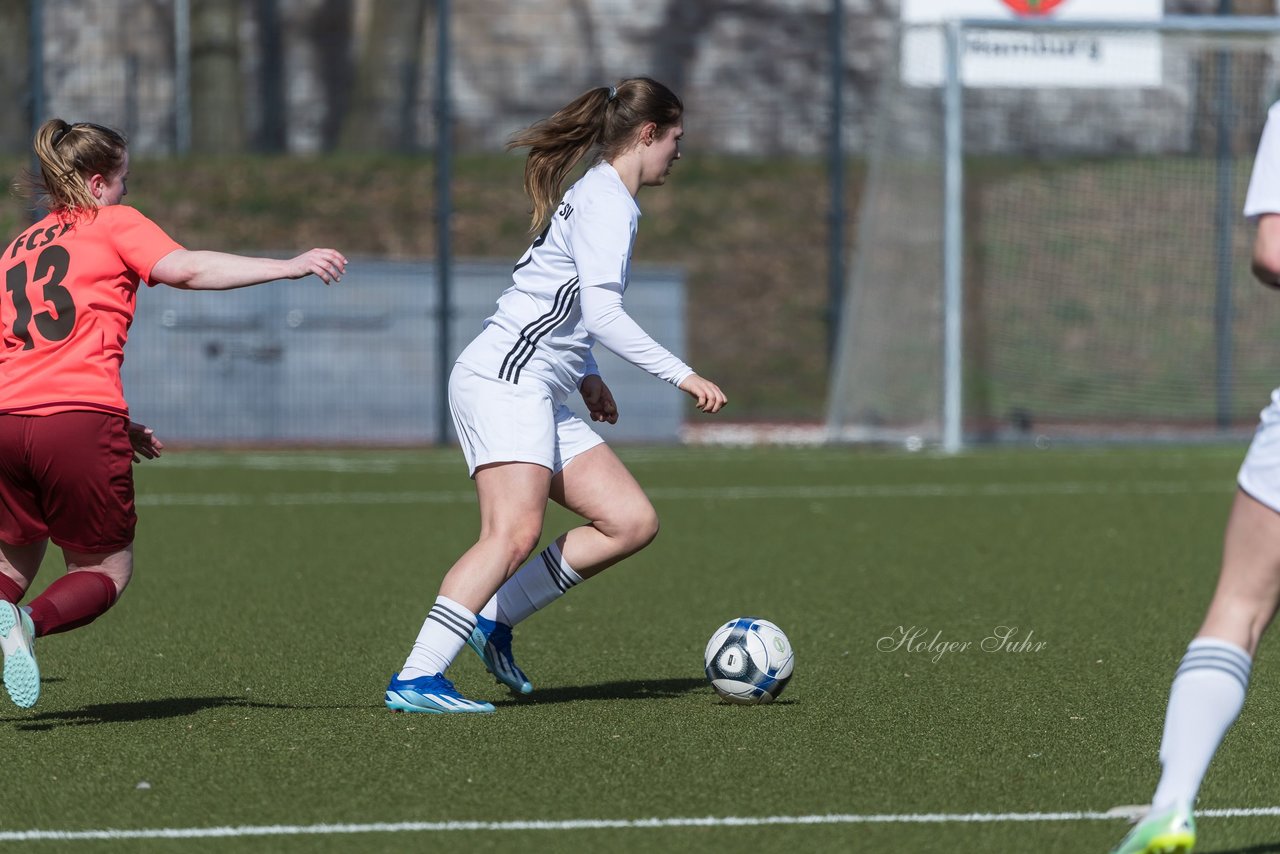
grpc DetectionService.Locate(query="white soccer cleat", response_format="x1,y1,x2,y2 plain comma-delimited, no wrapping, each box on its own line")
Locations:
0,602,39,709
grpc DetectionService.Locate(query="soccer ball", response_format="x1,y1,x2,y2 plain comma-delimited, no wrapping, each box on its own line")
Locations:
703,617,794,704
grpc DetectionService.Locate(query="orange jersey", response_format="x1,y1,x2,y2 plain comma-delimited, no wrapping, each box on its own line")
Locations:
0,206,183,416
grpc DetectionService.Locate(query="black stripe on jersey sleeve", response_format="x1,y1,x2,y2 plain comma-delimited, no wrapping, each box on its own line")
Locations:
498,277,580,383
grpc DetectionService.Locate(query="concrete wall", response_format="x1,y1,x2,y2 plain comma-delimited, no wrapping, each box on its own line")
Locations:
122,260,686,445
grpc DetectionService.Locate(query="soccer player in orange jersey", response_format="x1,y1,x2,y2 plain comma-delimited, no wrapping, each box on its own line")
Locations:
0,119,347,709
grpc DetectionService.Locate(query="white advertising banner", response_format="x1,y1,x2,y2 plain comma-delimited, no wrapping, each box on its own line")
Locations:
901,0,1164,88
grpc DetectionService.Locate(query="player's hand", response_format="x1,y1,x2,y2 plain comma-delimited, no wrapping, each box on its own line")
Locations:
288,248,348,285
580,374,618,424
127,421,164,463
678,374,727,414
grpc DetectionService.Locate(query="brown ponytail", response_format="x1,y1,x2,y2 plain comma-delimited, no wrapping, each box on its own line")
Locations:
507,77,683,231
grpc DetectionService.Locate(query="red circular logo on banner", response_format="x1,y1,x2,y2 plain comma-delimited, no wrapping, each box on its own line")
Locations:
1001,0,1067,15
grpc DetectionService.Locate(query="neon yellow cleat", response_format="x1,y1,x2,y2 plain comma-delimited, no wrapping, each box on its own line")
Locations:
1111,803,1196,854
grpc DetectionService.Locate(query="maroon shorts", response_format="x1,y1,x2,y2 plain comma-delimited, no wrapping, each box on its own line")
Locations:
0,412,136,553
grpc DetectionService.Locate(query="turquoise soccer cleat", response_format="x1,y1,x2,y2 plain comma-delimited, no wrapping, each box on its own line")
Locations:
384,672,494,714
0,602,39,709
1111,803,1196,854
467,616,533,695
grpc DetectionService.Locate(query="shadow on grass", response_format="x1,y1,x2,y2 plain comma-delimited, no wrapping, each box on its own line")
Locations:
491,676,710,706
1202,844,1280,854
5,681,793,722
1,695,294,730
489,677,798,707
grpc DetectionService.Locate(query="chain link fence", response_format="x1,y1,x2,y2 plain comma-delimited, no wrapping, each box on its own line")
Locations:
0,0,875,445
4,1,1273,445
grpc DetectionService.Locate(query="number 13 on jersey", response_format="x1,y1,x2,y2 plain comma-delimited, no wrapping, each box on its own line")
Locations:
4,245,76,351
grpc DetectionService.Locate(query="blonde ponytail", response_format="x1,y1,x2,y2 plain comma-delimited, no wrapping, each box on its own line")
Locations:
14,119,128,214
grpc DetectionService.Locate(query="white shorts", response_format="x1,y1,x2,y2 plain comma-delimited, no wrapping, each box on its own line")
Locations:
1238,388,1280,512
448,363,605,477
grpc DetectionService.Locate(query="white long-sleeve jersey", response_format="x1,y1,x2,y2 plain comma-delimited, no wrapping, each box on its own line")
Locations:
455,162,693,404
1246,100,1280,221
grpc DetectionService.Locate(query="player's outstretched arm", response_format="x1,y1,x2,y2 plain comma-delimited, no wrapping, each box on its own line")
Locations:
149,248,348,291
678,374,727,414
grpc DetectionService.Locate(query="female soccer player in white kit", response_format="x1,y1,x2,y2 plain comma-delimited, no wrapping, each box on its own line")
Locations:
385,78,727,714
1112,100,1280,854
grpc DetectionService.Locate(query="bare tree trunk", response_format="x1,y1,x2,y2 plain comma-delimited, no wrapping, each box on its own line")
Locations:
305,0,354,152
567,0,604,84
651,0,721,95
397,0,430,152
191,0,243,154
255,0,287,153
1230,0,1275,14
338,0,430,152
1,0,31,154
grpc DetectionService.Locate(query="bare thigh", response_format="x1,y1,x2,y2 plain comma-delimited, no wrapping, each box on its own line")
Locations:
549,444,658,577
551,444,650,523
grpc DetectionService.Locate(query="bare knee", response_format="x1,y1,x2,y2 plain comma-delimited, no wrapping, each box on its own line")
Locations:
90,564,133,596
637,507,660,548
63,547,133,596
493,524,543,573
616,504,660,554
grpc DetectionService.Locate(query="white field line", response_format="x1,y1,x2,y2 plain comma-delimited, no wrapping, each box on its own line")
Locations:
3,807,1279,841
136,480,1234,508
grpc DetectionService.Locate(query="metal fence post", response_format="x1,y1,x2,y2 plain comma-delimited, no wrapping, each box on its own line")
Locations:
827,0,845,368
174,0,190,154
435,0,453,445
942,20,965,454
28,0,44,223
1215,0,1235,430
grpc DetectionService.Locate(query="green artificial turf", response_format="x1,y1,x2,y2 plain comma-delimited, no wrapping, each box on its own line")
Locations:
4,445,1279,853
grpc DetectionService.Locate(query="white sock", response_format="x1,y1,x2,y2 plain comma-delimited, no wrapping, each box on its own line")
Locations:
479,540,583,627
399,595,476,680
1150,637,1252,811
